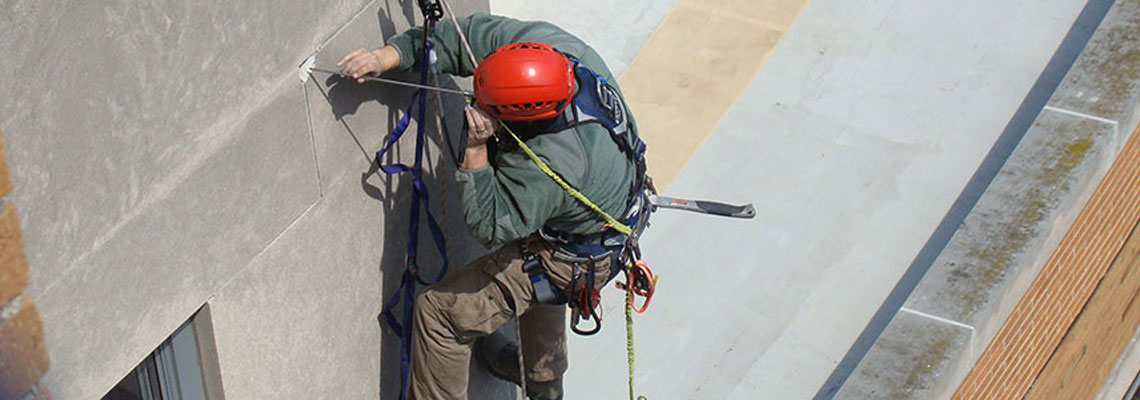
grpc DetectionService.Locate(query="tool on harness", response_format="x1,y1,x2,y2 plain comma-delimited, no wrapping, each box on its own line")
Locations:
521,241,606,336
522,244,566,305
568,256,604,336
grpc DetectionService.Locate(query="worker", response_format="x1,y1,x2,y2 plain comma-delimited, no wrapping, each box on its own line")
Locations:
338,12,648,400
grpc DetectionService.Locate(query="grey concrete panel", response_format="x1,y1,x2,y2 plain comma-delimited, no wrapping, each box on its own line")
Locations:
835,310,972,400
905,111,1118,325
208,176,389,400
1048,0,1140,126
0,0,370,295
34,84,319,400
5,0,500,398
559,0,1091,398
209,164,508,399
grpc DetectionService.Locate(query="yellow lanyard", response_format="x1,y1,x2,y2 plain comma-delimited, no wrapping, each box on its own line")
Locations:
497,121,634,237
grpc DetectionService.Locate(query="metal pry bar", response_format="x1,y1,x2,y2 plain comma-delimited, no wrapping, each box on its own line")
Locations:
648,194,756,219
297,55,474,97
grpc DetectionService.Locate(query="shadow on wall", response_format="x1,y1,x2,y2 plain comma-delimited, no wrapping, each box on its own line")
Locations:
305,4,509,399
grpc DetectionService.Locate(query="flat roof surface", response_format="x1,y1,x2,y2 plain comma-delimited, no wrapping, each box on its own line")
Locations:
494,0,1095,398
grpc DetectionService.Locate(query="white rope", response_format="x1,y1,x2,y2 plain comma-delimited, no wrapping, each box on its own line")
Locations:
515,321,528,399
438,0,479,69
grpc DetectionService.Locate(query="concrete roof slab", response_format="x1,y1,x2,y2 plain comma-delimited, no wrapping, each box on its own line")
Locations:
561,0,1092,398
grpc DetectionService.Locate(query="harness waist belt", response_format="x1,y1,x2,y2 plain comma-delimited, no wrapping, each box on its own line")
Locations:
539,190,648,258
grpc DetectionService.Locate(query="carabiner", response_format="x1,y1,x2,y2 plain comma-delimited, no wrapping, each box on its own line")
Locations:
617,260,656,313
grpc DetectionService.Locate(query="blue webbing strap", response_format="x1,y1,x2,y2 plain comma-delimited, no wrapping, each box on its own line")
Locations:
376,36,451,400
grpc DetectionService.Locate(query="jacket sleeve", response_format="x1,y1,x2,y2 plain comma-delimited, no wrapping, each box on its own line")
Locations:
386,12,593,77
386,13,506,76
455,147,584,247
386,12,598,246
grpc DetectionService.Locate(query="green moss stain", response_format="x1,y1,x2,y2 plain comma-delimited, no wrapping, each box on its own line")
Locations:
890,336,952,400
954,129,1096,317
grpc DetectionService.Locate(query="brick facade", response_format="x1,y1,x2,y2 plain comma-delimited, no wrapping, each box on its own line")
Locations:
0,204,28,305
953,125,1140,398
0,128,51,400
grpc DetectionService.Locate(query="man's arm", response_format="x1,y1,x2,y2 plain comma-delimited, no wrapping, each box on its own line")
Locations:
338,12,606,86
336,45,401,84
334,13,506,85
334,13,599,246
457,153,570,247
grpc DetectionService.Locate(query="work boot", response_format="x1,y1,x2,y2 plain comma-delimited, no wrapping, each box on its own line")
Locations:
475,334,564,400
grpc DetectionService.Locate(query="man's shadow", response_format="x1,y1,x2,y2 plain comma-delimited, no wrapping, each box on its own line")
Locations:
308,3,508,399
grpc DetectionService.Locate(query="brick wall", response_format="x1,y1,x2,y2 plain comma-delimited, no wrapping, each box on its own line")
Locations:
0,128,51,400
953,124,1140,399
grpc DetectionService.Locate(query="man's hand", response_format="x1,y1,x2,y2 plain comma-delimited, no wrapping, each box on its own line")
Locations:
336,46,401,83
465,106,497,147
462,106,497,170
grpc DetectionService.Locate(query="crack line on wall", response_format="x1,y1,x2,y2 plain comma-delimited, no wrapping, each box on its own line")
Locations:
302,80,324,198
215,199,322,296
316,0,381,52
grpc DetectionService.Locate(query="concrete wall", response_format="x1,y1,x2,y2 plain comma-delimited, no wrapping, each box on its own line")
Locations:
0,0,496,398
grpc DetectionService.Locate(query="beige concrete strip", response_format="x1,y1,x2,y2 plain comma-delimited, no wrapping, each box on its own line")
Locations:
619,0,811,191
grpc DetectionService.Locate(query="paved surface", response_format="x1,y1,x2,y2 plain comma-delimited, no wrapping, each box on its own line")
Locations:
489,0,678,77
489,0,1098,398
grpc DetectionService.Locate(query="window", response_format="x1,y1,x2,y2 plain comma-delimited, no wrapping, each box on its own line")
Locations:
103,305,223,400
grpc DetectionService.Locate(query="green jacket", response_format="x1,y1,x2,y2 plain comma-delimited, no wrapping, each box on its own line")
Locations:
388,13,638,247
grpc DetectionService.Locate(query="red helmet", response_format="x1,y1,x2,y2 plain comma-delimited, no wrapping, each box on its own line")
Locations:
474,42,574,121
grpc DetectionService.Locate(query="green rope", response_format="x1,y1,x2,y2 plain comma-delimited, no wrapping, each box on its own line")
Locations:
625,260,636,400
498,122,633,237
499,122,640,399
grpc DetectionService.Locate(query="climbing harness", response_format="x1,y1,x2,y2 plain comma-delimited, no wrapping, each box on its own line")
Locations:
474,38,665,399
498,116,654,399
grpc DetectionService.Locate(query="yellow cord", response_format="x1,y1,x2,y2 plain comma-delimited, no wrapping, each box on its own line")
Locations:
498,122,633,236
625,260,636,400
499,121,641,399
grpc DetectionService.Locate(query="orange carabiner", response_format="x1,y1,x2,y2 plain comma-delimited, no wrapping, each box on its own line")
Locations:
618,260,657,313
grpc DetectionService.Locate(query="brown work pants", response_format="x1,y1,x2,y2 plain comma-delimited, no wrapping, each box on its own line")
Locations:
409,235,611,400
